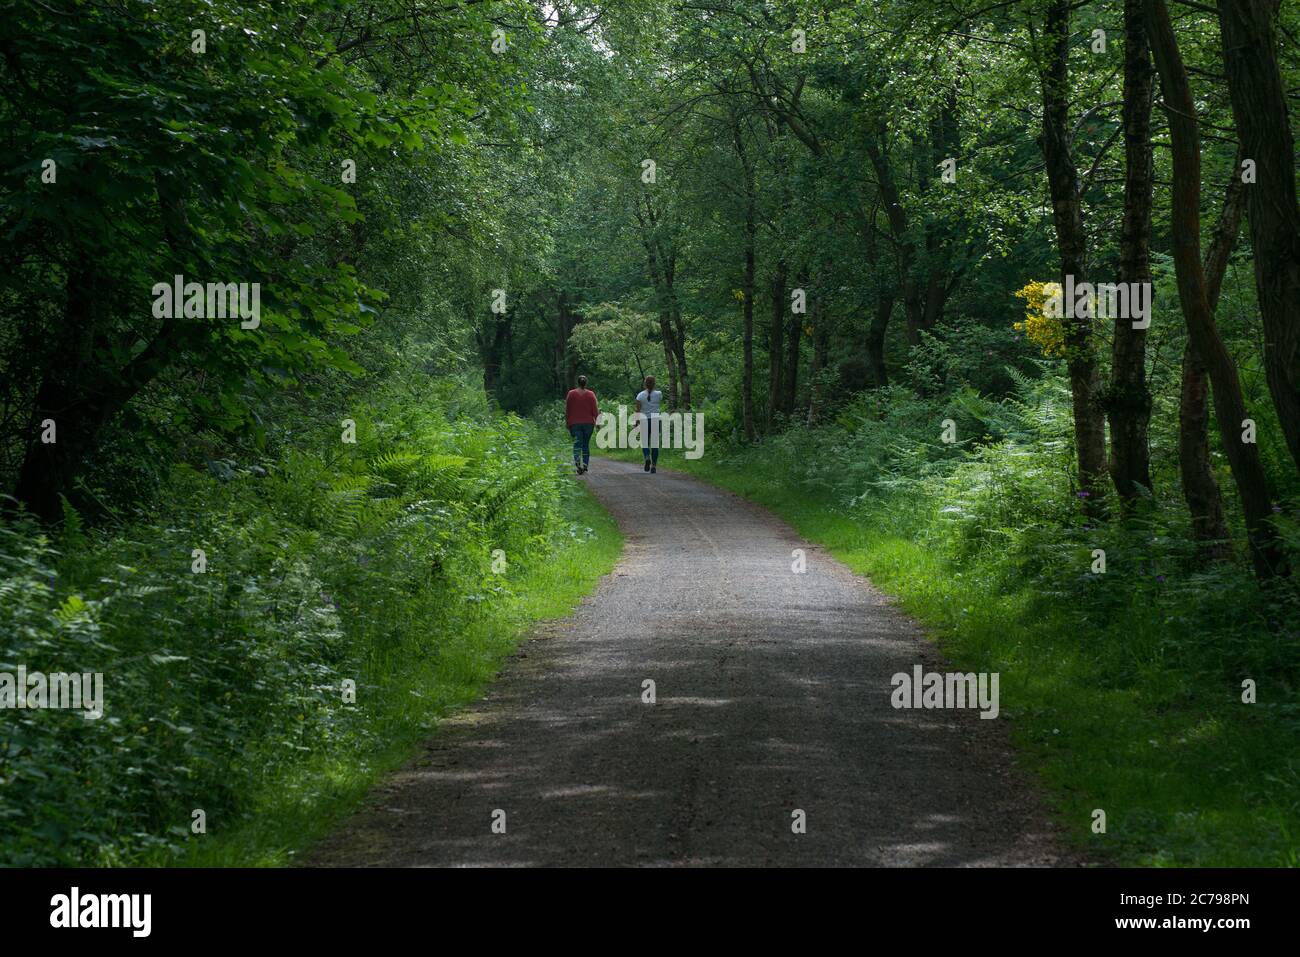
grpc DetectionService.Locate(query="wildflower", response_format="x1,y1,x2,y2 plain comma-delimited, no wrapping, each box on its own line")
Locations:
1014,281,1069,357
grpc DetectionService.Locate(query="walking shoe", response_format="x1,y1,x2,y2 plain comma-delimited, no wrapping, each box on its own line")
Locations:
651,466,656,474
644,461,650,472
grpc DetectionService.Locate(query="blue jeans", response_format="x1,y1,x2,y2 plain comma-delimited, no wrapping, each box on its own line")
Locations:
570,423,593,466
641,416,659,465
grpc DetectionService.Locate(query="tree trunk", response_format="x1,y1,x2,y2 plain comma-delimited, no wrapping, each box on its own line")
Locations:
1179,346,1229,556
556,290,577,393
784,277,802,416
867,290,892,387
479,310,509,402
659,325,680,410
767,258,787,429
15,279,180,523
1146,0,1282,578
921,274,946,333
658,226,690,409
742,225,757,442
918,99,957,337
1179,155,1247,560
670,298,690,409
807,300,829,424
858,211,893,388
734,122,758,442
1218,0,1300,475
1108,0,1155,504
635,197,683,408
14,178,188,523
1036,0,1109,507
863,133,924,347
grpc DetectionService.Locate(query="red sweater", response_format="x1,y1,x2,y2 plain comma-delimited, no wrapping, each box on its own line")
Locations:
565,388,599,427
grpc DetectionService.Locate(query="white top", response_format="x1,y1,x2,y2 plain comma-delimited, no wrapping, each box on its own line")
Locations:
636,389,662,417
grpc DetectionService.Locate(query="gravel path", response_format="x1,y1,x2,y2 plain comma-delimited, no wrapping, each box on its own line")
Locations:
309,458,1071,866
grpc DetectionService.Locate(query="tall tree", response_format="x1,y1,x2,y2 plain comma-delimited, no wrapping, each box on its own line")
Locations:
1032,0,1109,506
635,195,686,408
734,112,759,442
1145,0,1282,578
1180,156,1247,559
1217,0,1300,475
767,257,788,427
1108,0,1156,504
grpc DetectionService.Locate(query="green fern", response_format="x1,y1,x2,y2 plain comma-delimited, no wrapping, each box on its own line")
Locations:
478,468,545,527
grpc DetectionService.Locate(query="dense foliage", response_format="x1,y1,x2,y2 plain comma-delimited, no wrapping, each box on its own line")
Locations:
1,0,1298,865
0,375,599,865
0,0,610,865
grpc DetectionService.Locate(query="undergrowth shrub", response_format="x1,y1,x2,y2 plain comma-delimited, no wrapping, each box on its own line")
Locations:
0,392,575,865
707,366,1300,695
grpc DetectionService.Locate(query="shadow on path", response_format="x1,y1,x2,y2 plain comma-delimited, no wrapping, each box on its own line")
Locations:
309,458,1072,866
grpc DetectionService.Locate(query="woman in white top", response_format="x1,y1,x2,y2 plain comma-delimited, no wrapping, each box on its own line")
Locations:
635,375,663,473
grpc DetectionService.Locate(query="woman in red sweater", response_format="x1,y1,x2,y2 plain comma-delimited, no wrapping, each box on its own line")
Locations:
565,375,600,474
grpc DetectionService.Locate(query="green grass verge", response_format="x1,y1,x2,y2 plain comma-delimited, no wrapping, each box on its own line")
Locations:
152,480,621,867
599,447,1299,867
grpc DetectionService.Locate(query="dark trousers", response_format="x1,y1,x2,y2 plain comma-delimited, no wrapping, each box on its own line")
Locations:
641,416,659,464
570,423,593,465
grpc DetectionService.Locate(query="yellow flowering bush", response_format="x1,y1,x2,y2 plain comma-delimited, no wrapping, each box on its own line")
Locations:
1013,281,1067,357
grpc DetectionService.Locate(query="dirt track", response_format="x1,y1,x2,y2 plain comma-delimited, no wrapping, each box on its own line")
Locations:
309,457,1071,866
